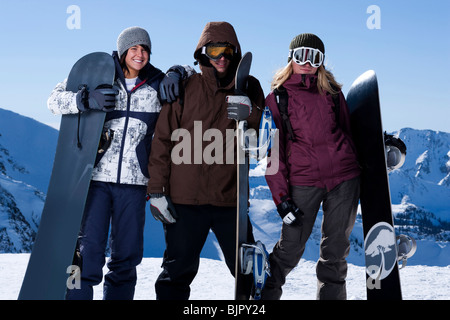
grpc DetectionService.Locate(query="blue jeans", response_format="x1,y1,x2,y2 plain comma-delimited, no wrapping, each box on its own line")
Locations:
65,181,146,300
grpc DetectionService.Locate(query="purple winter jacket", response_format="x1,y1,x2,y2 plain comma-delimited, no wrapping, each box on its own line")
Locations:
265,73,360,205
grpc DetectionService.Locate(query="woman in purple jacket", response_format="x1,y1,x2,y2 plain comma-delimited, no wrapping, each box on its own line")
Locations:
262,33,361,300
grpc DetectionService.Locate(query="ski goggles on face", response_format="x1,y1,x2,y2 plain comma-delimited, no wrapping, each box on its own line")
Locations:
202,43,236,60
289,47,324,68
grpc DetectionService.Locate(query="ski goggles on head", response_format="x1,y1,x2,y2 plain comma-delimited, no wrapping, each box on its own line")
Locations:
202,43,236,60
289,46,324,68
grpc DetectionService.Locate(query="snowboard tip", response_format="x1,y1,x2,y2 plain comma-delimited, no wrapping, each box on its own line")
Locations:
349,70,377,92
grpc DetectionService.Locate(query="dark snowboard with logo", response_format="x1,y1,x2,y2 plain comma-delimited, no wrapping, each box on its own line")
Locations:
19,52,115,300
346,70,402,300
234,52,253,300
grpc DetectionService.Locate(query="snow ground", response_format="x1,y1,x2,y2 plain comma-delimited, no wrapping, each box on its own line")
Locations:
0,254,448,300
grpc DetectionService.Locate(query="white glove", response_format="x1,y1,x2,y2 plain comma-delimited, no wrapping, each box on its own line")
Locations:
226,95,252,121
149,194,178,224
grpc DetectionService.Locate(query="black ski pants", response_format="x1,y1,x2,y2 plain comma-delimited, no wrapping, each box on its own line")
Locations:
155,204,254,300
262,177,360,300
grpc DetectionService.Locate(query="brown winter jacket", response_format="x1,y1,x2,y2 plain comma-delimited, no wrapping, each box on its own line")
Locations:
147,21,264,206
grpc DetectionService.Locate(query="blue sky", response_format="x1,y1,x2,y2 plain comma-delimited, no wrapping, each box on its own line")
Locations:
0,0,449,132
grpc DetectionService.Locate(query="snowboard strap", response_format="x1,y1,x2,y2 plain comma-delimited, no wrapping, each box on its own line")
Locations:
77,111,83,149
239,241,271,300
274,84,341,141
76,84,89,149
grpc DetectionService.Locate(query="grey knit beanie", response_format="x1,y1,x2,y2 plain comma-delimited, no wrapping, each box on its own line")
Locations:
117,26,151,58
288,33,325,62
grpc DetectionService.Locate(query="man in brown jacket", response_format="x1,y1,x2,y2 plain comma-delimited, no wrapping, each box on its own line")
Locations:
147,21,265,299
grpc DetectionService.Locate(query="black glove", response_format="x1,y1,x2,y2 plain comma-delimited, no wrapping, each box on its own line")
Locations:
76,84,118,112
160,72,180,103
276,197,303,225
226,95,252,121
159,65,189,103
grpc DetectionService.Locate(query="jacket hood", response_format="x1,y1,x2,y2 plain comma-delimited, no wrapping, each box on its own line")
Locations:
194,21,242,66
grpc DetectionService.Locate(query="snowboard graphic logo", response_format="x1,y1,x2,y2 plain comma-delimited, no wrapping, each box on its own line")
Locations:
364,222,397,282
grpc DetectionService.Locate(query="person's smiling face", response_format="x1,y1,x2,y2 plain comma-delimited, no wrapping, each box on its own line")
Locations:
209,56,231,78
124,45,149,78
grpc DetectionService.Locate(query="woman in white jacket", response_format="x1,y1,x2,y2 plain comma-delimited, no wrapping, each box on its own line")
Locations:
48,26,165,300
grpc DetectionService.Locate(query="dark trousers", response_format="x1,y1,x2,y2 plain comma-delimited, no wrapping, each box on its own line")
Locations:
262,177,360,300
155,204,254,300
65,181,146,300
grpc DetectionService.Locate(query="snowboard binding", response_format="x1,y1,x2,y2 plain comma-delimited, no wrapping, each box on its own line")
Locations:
237,106,277,161
240,240,271,300
396,234,417,269
384,133,407,171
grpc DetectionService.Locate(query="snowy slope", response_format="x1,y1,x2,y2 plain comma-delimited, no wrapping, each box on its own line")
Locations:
0,108,57,252
0,175,42,252
1,254,449,300
0,108,58,192
388,128,450,266
389,128,450,221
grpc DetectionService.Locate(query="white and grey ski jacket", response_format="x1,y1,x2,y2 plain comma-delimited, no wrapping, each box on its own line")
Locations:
47,52,164,186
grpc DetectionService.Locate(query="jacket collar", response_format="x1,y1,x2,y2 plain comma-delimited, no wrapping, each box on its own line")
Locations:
283,73,318,92
200,63,235,91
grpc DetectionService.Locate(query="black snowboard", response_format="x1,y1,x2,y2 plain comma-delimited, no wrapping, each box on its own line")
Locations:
346,70,402,300
19,52,115,300
234,52,252,300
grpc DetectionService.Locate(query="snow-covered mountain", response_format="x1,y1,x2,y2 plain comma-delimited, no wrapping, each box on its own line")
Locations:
0,107,449,266
0,108,57,252
388,128,450,266
389,128,450,227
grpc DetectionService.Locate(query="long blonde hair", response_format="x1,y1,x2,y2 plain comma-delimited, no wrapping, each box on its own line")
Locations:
271,61,342,95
